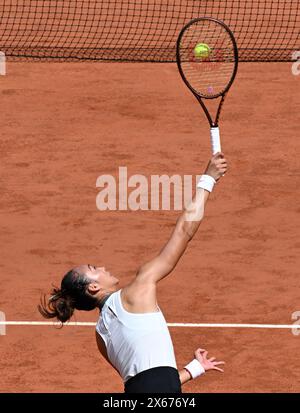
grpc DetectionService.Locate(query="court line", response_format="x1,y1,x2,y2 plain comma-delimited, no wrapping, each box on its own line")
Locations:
0,321,299,329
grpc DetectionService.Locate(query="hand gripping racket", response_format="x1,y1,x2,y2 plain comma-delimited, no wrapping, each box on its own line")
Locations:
176,17,239,154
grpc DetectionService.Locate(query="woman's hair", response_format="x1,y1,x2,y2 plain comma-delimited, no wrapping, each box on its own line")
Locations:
38,269,98,324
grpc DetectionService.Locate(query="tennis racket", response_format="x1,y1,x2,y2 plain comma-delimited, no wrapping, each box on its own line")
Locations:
176,17,239,154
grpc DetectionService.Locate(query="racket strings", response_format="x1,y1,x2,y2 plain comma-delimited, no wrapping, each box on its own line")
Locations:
178,20,236,98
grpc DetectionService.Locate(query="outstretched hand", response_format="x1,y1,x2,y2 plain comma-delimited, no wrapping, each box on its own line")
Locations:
205,152,228,182
194,348,225,373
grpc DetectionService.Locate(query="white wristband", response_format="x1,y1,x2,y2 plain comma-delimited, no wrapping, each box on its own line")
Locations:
197,174,216,193
184,359,205,379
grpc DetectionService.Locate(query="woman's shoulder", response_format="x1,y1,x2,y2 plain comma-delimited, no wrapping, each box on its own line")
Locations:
121,281,158,314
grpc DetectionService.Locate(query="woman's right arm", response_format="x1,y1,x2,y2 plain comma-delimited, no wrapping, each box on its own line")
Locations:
122,154,227,313
134,153,227,286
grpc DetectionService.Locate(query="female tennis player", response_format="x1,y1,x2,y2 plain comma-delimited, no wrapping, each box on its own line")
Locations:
39,152,227,393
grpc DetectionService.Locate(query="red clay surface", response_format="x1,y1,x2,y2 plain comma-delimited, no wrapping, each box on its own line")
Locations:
0,62,299,392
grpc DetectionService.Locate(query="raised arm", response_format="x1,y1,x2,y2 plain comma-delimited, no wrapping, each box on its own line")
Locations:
135,153,227,285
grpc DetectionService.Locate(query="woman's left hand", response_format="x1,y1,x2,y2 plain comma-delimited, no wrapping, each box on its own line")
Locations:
194,348,225,372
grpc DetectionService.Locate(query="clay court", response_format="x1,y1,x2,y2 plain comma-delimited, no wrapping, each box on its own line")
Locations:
0,0,300,394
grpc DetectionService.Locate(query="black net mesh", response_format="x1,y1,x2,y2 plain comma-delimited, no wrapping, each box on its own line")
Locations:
0,0,299,62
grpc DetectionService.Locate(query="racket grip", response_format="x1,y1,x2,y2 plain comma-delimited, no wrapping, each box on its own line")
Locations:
210,127,222,155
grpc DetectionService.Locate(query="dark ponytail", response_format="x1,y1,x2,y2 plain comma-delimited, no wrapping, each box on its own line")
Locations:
38,269,97,324
38,287,75,324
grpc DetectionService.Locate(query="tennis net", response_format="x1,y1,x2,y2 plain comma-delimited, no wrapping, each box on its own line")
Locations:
0,1,299,62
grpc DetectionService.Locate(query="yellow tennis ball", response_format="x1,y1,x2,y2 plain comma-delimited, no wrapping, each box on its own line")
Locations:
194,43,211,58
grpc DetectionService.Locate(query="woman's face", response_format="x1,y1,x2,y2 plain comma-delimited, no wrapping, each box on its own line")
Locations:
75,264,119,292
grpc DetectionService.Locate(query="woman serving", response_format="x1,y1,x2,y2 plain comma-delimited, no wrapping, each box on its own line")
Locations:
39,152,227,393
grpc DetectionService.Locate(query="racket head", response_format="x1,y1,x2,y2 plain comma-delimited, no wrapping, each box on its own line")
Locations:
176,17,239,100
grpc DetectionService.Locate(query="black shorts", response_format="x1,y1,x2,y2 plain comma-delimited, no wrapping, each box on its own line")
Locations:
124,367,182,394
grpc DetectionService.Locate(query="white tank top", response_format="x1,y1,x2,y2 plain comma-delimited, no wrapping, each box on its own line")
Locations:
96,289,177,383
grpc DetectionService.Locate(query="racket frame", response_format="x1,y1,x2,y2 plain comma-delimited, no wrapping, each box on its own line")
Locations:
176,17,239,129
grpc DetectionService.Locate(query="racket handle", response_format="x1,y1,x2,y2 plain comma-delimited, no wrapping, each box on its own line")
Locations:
210,127,222,155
